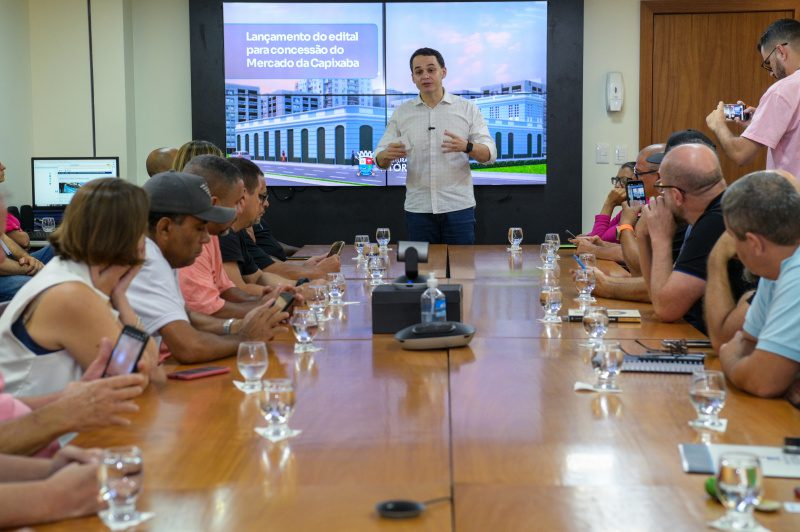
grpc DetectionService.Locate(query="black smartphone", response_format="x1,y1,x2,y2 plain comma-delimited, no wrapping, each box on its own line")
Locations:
626,180,646,208
103,326,150,377
327,241,345,257
272,291,295,312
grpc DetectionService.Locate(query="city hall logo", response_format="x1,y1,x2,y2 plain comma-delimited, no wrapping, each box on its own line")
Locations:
357,150,375,176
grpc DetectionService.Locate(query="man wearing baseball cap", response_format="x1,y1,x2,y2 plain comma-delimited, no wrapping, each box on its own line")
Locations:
127,171,289,364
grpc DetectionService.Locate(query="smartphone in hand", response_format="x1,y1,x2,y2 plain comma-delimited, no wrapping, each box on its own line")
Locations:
327,241,345,257
103,326,150,377
626,180,646,208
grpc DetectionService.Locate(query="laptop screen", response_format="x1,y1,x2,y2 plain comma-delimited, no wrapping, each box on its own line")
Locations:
31,157,119,207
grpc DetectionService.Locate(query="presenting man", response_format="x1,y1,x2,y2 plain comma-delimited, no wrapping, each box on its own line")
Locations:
375,47,497,244
718,171,800,398
706,18,800,177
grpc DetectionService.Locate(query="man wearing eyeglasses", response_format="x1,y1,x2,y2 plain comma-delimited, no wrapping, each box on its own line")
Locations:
637,144,733,334
706,19,800,178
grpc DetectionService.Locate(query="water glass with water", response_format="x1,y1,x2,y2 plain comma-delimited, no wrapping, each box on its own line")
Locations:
544,233,560,256
237,341,268,392
258,377,301,442
376,227,390,250
582,306,609,346
574,268,596,303
290,309,320,353
579,252,597,270
354,235,369,261
540,287,562,323
307,284,329,321
539,242,557,269
508,227,523,251
689,370,727,430
326,272,346,305
367,254,387,285
712,453,763,531
98,446,144,527
590,341,624,391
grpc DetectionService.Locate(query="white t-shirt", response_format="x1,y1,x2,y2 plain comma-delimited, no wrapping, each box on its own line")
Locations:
127,238,188,350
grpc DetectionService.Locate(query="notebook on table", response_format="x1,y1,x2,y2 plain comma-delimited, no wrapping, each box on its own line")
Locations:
621,353,705,374
567,308,642,323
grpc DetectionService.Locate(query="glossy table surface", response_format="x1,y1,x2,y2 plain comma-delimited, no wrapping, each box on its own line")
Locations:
297,244,448,281
37,246,800,531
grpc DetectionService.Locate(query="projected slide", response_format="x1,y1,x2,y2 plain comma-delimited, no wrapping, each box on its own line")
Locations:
223,1,546,186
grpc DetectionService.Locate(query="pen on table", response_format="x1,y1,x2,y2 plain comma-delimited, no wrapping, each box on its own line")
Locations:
573,254,587,270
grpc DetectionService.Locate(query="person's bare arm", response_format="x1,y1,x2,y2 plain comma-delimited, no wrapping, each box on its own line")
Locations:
592,267,650,302
720,331,800,397
223,262,264,296
618,201,641,275
163,304,288,364
706,101,764,166
6,230,30,250
705,232,751,352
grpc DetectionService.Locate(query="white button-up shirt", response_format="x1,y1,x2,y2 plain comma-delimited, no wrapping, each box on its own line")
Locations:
377,91,497,214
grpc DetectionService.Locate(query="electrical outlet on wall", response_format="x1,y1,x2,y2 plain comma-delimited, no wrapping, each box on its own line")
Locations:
614,145,628,164
595,143,610,164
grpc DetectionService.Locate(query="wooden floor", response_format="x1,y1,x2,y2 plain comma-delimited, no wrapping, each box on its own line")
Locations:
39,245,800,531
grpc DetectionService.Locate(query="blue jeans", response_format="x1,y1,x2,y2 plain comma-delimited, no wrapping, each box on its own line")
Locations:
405,207,476,245
0,246,55,302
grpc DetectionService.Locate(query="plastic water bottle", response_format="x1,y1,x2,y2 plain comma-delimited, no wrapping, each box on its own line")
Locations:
421,274,447,323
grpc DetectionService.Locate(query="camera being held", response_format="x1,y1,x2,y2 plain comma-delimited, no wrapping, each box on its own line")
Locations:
723,103,751,122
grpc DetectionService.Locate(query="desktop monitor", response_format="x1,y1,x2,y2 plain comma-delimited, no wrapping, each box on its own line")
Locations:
31,157,119,208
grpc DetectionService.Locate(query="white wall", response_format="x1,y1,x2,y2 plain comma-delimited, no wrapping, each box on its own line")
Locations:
1,0,641,230
581,0,641,233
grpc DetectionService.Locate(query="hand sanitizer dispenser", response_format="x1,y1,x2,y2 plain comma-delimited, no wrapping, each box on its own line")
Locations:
606,72,624,112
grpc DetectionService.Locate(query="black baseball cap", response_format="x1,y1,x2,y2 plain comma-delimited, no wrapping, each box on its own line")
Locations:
144,171,236,223
646,129,717,164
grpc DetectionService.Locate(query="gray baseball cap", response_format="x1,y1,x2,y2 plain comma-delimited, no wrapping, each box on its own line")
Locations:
144,171,236,224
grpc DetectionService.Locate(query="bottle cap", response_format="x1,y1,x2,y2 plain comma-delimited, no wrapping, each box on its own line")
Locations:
427,273,438,288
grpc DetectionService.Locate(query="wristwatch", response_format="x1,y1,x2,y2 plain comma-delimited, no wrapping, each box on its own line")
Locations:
223,318,235,335
464,142,474,154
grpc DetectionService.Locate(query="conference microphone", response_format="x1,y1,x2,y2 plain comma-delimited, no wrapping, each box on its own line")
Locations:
428,126,436,130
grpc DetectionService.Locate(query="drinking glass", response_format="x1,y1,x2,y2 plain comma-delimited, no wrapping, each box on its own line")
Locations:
290,309,321,353
257,377,302,442
689,370,727,430
541,266,560,290
326,272,346,305
307,284,330,322
507,227,523,252
590,341,624,391
41,217,56,233
98,446,144,527
582,306,609,347
579,252,597,270
544,233,560,259
353,235,369,261
539,242,557,270
237,341,268,392
367,254,387,285
711,453,763,531
539,287,562,323
376,227,391,250
574,268,596,303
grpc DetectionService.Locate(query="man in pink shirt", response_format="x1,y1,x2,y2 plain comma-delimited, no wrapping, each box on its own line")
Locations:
707,19,800,178
178,155,290,319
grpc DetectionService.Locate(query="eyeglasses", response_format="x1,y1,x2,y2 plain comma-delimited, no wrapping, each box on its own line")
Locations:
610,176,631,186
761,42,788,72
633,167,659,179
653,180,686,195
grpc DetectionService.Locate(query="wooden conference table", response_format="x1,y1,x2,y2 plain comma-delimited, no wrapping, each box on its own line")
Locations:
39,246,800,531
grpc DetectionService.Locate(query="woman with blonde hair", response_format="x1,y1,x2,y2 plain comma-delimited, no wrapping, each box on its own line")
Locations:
0,178,160,396
172,140,223,171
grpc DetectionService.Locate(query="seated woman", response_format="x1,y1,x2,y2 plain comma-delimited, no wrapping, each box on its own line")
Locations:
582,161,635,243
0,178,160,396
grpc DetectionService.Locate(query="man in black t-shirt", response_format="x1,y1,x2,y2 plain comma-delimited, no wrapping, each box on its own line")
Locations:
638,143,731,334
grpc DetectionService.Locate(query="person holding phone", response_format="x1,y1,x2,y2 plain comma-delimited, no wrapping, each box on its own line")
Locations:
374,47,497,245
127,171,289,365
0,178,162,396
581,161,636,243
706,19,800,179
